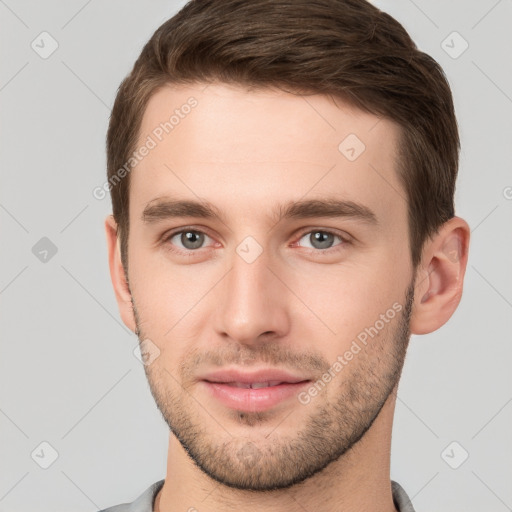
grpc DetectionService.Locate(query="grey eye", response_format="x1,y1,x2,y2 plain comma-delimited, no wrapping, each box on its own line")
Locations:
299,231,341,250
173,230,208,250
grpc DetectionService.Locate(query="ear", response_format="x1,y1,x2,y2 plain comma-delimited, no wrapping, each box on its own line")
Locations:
410,216,470,335
105,215,137,333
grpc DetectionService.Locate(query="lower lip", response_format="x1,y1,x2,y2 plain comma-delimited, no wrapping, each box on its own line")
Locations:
202,381,311,413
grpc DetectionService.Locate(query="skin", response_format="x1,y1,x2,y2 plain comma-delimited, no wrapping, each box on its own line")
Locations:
105,82,470,512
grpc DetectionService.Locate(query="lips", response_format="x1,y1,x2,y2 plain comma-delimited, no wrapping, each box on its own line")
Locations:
222,381,286,389
200,368,309,386
199,368,311,413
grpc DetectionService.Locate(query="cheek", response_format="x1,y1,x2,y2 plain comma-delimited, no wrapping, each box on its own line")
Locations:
128,253,215,359
300,260,395,309
289,263,402,354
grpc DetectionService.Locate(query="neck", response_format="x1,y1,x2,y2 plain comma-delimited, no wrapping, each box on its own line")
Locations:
156,390,399,512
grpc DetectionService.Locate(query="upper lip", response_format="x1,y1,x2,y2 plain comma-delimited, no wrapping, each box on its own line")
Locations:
200,368,311,385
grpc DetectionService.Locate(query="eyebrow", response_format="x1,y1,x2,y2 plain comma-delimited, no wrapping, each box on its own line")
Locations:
142,196,378,227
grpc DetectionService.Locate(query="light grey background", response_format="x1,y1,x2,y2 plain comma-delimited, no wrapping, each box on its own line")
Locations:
1,1,511,511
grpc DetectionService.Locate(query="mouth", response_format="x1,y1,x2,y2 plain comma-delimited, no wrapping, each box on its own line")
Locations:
210,380,300,389
199,370,312,413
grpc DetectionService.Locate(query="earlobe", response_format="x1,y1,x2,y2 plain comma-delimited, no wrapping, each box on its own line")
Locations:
409,217,470,335
105,215,137,333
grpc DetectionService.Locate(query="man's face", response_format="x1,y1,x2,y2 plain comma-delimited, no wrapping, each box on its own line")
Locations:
125,83,416,490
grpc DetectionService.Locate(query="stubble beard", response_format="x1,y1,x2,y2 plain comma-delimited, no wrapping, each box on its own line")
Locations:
132,280,415,491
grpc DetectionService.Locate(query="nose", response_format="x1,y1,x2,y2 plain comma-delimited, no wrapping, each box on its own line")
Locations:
213,243,291,347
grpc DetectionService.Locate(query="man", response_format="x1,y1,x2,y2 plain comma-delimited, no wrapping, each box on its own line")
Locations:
100,0,470,510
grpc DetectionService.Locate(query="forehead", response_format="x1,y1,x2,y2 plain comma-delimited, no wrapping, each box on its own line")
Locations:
131,82,405,225
137,82,399,159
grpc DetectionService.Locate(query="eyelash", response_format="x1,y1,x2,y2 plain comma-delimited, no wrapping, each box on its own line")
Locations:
161,226,351,256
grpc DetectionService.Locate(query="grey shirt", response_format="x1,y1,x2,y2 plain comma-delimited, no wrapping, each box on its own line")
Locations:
98,479,416,511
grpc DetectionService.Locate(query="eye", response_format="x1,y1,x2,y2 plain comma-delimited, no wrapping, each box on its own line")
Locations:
295,229,348,252
164,228,215,253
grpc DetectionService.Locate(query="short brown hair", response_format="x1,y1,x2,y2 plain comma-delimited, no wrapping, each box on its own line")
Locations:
106,0,460,271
